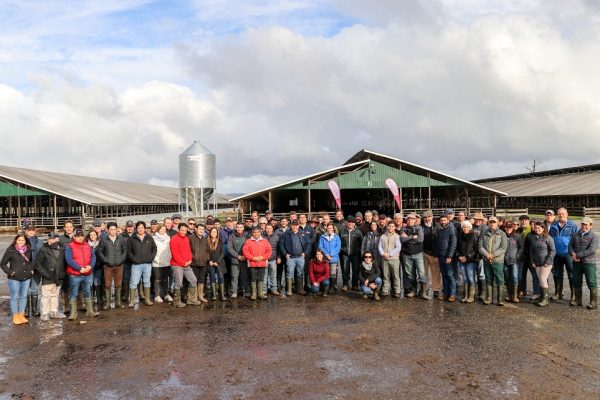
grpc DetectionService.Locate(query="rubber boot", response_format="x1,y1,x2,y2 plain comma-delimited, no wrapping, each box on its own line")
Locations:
537,288,550,307
286,278,293,296
128,289,136,308
420,283,429,300
329,275,337,294
569,282,575,304
68,299,78,320
373,288,380,301
477,279,485,301
505,284,512,302
138,283,145,301
85,298,99,317
77,292,85,311
461,284,469,303
62,292,70,313
497,284,505,306
173,289,186,308
144,288,153,306
483,284,493,305
587,288,598,310
24,295,31,318
94,284,104,308
219,283,226,301
103,288,111,310
31,294,40,317
211,283,218,301
115,289,125,308
554,278,563,300
186,288,202,305
197,284,208,303
257,282,267,300
250,282,257,300
467,284,475,303
511,285,519,303
295,276,306,295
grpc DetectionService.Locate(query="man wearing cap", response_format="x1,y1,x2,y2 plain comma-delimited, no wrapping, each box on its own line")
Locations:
355,212,363,226
243,226,272,300
422,210,442,300
446,209,461,232
400,214,426,299
569,217,598,309
543,210,555,230
518,215,539,299
279,219,311,295
33,232,66,321
549,207,579,302
228,222,250,298
340,216,364,291
150,219,159,235
65,228,98,320
434,214,458,301
170,214,182,237
479,216,508,306
24,224,43,318
263,223,281,296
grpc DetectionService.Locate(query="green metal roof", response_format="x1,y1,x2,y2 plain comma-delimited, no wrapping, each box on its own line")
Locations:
0,181,48,197
281,161,459,189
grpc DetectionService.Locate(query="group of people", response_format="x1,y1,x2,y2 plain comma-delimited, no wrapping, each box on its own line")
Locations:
2,207,597,326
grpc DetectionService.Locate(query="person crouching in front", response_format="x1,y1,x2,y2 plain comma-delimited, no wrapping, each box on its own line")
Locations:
308,249,330,297
359,251,382,301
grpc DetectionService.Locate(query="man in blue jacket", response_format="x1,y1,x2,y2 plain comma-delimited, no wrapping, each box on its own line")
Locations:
549,207,579,302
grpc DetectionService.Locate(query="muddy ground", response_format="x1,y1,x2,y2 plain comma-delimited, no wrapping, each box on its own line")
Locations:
0,240,598,399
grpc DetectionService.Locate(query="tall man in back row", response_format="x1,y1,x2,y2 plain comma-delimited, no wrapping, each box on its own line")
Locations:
549,207,579,302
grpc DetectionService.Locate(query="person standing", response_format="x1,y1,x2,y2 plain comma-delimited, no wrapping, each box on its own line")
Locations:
127,221,157,308
434,214,458,302
58,220,74,313
318,223,341,294
65,229,98,320
569,217,598,309
23,224,43,318
86,230,104,310
518,214,539,300
1,233,34,325
169,223,201,307
548,207,579,302
189,224,209,303
422,210,442,300
207,227,226,301
120,220,135,303
527,222,556,307
280,220,311,296
340,216,363,291
378,222,402,298
228,222,250,299
361,221,381,267
479,217,508,306
97,222,127,309
456,221,478,303
151,224,172,303
263,224,281,296
34,232,66,321
242,226,272,300
399,214,426,299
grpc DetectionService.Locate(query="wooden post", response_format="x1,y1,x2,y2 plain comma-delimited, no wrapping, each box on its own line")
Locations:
268,190,272,211
17,195,21,229
53,195,58,231
307,181,312,217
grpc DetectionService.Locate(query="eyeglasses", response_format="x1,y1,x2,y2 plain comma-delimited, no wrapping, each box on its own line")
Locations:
259,223,266,225
188,222,196,225
364,256,372,259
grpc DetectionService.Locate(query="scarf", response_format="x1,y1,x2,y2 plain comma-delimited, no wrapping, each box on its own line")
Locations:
49,242,61,250
88,240,99,248
154,232,169,242
15,244,29,262
362,261,373,271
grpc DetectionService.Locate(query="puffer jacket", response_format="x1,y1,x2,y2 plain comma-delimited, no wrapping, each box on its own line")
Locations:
1,245,34,281
228,232,248,265
504,232,524,265
569,230,599,264
190,233,210,266
318,233,341,264
263,232,280,261
434,224,457,258
456,231,479,263
34,243,65,285
549,220,578,256
478,228,508,263
127,234,157,265
361,231,381,259
97,235,127,267
527,233,556,267
152,234,171,268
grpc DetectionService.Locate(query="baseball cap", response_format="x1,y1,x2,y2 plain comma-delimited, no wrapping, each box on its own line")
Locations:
445,208,455,214
126,220,134,227
488,216,498,223
74,228,85,236
92,219,101,227
582,216,593,225
172,213,183,220
150,219,158,225
545,210,555,216
346,216,355,223
47,232,60,239
519,214,530,221
291,219,299,226
406,213,417,219
25,224,36,231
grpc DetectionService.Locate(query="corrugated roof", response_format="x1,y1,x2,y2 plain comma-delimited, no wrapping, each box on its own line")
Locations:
479,171,600,197
0,164,179,205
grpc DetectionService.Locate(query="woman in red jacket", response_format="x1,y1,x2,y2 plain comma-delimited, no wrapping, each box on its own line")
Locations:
309,249,330,297
242,227,272,300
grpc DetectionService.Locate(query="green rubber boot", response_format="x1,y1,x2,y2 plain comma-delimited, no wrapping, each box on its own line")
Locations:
587,288,597,310
257,282,267,300
68,299,78,321
250,282,257,300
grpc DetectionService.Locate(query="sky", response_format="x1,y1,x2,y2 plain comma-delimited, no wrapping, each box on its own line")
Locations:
1,0,600,194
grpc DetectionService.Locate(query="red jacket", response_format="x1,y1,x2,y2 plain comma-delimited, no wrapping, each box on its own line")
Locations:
66,241,93,276
169,234,192,267
242,237,272,268
309,259,330,284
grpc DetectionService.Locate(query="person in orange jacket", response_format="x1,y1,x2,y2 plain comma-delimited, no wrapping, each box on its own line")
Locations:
242,226,272,300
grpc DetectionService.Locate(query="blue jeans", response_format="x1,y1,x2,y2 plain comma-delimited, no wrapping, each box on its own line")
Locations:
8,279,30,315
553,254,574,284
28,274,40,295
286,256,305,278
309,280,330,293
208,266,224,284
403,253,426,288
93,265,104,287
69,274,93,300
504,263,522,285
438,257,456,296
130,263,152,289
266,259,278,291
459,262,477,285
122,262,132,289
361,277,383,295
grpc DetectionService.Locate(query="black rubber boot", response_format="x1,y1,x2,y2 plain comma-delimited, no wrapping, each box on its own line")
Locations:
31,294,40,317
537,288,550,307
103,288,111,310
24,295,31,318
477,279,485,301
94,284,104,307
569,282,575,304
295,276,306,295
587,288,597,310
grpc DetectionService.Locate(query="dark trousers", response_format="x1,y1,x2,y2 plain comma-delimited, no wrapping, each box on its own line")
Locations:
121,262,132,301
573,262,597,289
342,253,361,287
152,267,169,298
250,267,266,283
553,254,574,285
104,265,123,289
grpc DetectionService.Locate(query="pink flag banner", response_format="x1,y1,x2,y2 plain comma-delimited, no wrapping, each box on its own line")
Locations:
327,180,342,209
385,178,402,210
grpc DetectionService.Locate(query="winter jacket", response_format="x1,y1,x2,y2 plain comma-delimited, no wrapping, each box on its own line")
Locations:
207,240,225,268
65,241,95,276
318,233,341,264
190,233,210,267
361,231,381,258
434,224,457,258
0,245,34,281
263,232,280,261
228,232,249,265
504,232,524,265
220,227,235,257
242,237,272,268
399,225,424,255
97,235,127,267
279,230,311,258
127,234,157,265
527,233,556,267
152,234,171,268
59,233,72,248
358,262,381,284
456,231,479,263
478,228,507,264
549,220,579,256
378,232,402,260
422,223,436,255
569,230,599,265
170,234,192,267
308,259,330,284
340,228,363,256
28,236,43,262
299,224,316,255
121,232,134,263
34,243,65,285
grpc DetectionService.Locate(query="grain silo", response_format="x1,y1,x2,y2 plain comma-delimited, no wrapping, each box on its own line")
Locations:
179,141,216,216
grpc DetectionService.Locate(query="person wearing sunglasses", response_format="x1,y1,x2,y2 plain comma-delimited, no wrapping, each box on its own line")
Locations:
358,251,382,301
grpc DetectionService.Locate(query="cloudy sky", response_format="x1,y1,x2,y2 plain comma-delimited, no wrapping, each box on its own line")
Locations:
1,0,599,194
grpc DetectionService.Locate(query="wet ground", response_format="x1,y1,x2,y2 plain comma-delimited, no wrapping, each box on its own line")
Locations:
0,240,599,399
